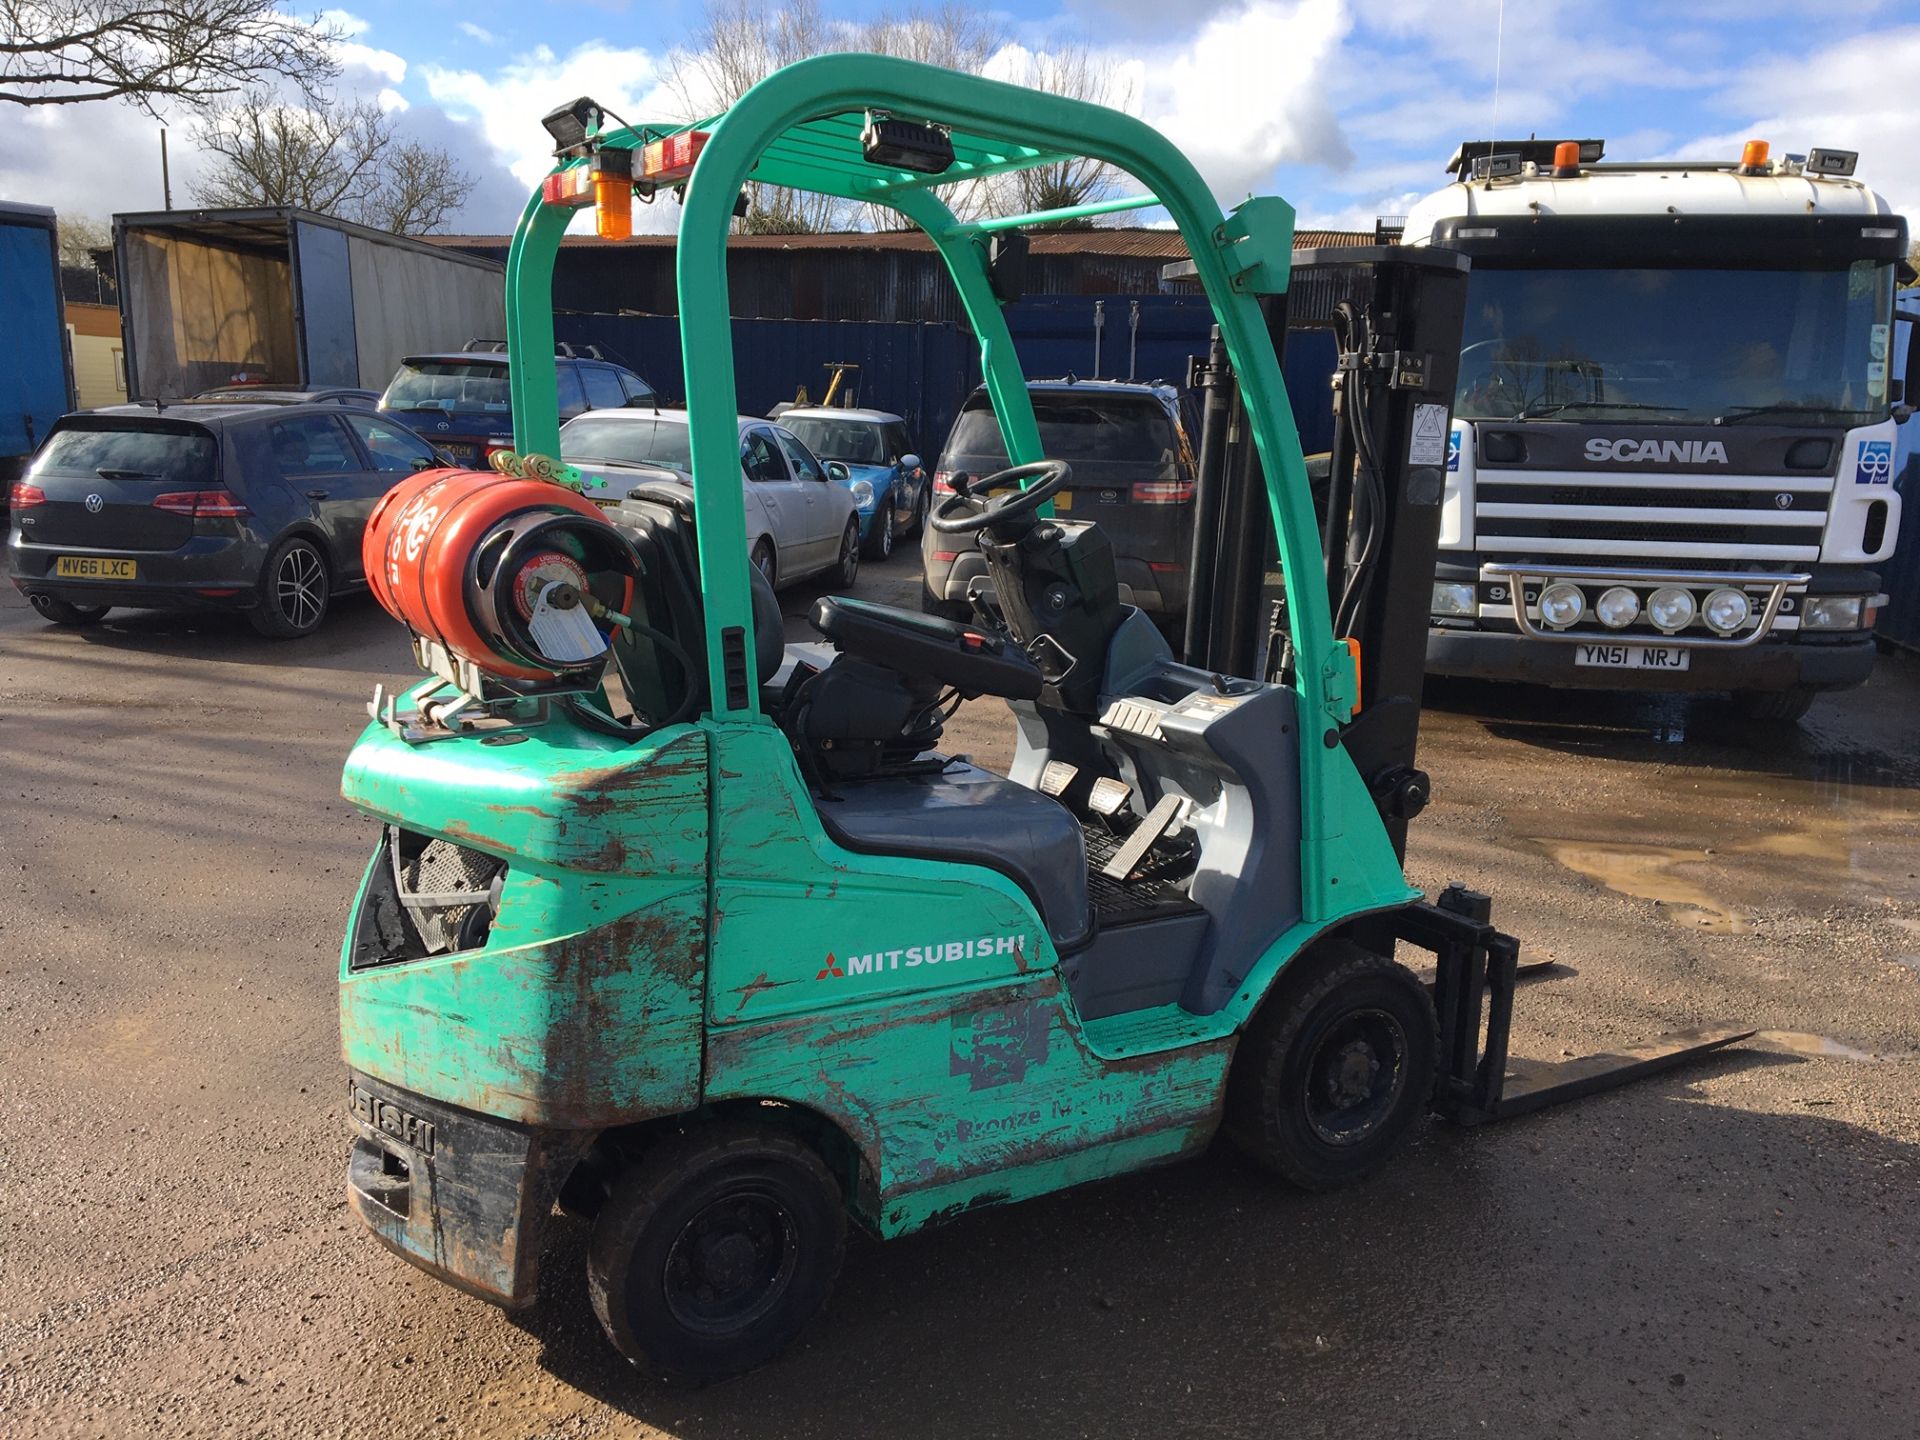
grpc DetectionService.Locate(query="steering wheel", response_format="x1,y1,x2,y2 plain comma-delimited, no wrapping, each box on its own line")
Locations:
930,460,1073,535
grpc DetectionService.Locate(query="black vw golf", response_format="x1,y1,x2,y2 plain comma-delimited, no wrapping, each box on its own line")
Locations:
7,402,447,638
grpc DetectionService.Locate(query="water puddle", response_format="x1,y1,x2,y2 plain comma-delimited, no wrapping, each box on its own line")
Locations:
1749,1030,1894,1062
1538,840,1752,935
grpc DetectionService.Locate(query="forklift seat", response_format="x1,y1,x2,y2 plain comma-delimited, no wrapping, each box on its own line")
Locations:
816,760,1092,951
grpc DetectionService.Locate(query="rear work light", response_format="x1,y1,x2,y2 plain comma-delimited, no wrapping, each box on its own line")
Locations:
8,481,47,507
642,131,708,185
153,490,250,518
1132,480,1195,504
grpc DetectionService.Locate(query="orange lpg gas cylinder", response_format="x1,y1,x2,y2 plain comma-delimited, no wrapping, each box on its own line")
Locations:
363,468,635,682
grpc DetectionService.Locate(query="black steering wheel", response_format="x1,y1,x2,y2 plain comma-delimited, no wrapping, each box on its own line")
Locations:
930,460,1073,535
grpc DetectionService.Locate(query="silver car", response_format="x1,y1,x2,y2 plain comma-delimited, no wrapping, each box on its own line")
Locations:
559,409,863,591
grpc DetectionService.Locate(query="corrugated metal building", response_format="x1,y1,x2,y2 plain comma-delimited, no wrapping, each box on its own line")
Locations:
424,227,1370,324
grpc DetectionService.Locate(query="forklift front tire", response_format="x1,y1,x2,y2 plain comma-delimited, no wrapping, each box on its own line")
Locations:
1224,941,1438,1192
587,1121,847,1385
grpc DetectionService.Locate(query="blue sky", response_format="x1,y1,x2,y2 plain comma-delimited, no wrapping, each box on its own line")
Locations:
4,0,1918,236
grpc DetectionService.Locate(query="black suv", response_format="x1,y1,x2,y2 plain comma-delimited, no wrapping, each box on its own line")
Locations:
921,379,1198,621
8,403,446,638
380,343,654,466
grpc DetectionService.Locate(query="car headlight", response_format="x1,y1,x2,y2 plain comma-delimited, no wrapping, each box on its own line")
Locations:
849,479,875,509
1537,582,1585,630
1701,587,1752,635
1595,586,1640,629
1646,586,1696,632
1431,581,1476,617
1801,595,1864,631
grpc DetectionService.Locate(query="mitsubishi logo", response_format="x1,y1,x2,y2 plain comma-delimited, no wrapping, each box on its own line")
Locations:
84,493,104,513
816,953,844,980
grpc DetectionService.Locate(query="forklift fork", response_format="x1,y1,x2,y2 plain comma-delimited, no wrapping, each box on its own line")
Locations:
1394,883,1755,1126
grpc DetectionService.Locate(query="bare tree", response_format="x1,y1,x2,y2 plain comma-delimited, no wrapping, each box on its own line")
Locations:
986,44,1131,224
190,92,473,234
56,212,109,269
0,0,339,111
667,0,846,233
666,0,1016,233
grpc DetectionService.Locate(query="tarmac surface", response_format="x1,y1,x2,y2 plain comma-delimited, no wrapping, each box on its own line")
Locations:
2,556,1917,1440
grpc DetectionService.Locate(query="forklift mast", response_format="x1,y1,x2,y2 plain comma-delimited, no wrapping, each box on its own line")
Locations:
1175,246,1470,862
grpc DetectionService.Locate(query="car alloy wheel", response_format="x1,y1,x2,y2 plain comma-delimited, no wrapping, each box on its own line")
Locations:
277,545,326,630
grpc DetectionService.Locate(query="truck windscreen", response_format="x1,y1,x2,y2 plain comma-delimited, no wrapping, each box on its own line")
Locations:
1455,259,1894,426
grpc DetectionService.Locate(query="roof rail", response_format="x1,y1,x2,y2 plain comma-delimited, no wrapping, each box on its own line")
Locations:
465,338,620,362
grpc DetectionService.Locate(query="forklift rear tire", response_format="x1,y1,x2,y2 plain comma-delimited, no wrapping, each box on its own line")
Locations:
587,1122,846,1385
1224,941,1437,1192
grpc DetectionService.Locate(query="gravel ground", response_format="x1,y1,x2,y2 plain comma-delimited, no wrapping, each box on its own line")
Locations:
1,560,1915,1440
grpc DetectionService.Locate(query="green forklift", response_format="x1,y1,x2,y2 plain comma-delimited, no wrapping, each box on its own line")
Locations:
338,55,1749,1383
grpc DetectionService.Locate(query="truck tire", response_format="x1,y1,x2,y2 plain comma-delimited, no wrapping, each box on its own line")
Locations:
1730,686,1817,723
1223,939,1437,1192
588,1121,846,1385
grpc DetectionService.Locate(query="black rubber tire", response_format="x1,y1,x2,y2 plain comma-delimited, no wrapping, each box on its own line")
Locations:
1223,940,1437,1192
750,539,777,591
30,595,110,626
588,1122,846,1385
1730,686,1817,723
248,536,330,638
831,517,860,588
862,502,894,560
907,484,931,539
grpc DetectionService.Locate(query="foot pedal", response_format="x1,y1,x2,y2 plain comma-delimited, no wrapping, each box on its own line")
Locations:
1038,760,1078,797
1102,793,1183,881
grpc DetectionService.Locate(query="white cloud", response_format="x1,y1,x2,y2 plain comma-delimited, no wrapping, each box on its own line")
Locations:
1125,0,1354,201
458,22,496,45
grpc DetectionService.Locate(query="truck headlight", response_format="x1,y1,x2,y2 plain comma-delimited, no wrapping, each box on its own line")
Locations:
1537,582,1586,629
1801,596,1864,631
1647,586,1696,632
1595,586,1640,629
1431,581,1476,617
850,479,876,509
1701,587,1752,635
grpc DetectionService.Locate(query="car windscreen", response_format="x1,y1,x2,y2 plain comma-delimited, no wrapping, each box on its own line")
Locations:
1455,259,1897,425
560,416,694,471
31,423,217,485
381,360,512,413
945,393,1180,481
782,417,889,464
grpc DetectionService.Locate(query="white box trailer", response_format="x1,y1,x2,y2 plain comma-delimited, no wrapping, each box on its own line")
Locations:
111,208,504,401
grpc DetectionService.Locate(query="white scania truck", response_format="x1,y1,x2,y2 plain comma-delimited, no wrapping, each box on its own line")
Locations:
1403,138,1914,719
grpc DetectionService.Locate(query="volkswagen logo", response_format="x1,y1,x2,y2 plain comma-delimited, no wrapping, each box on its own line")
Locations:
84,493,104,513
1773,493,1793,510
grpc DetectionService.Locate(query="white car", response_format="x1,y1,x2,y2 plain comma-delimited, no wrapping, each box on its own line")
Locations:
559,409,864,591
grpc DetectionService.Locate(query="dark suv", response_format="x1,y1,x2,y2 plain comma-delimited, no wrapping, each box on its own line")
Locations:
921,379,1198,621
379,344,653,467
8,403,446,638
